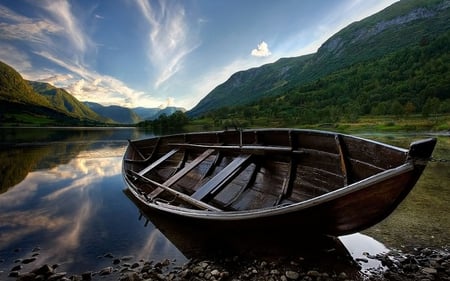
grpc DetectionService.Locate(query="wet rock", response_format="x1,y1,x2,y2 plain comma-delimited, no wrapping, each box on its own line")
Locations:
285,270,300,279
11,264,23,271
119,272,142,281
16,272,36,281
8,271,20,277
99,266,113,275
81,271,92,280
21,257,37,264
32,247,41,252
32,264,54,276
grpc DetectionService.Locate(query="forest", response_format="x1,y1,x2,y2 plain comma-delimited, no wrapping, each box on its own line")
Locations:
196,32,450,130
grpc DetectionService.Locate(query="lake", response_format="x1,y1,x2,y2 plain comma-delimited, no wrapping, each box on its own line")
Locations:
0,127,449,279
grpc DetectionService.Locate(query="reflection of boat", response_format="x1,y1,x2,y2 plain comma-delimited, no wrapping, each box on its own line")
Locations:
122,129,436,236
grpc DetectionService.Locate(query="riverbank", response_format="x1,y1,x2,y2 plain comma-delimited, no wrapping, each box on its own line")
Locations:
3,245,449,281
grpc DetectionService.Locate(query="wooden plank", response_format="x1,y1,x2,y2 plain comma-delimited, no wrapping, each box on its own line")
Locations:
138,148,179,176
275,159,296,205
170,143,291,153
128,169,222,211
335,134,348,186
148,149,216,198
191,154,251,201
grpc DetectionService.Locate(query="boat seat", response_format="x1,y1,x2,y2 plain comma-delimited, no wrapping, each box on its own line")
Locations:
148,149,216,198
138,148,179,176
191,154,251,201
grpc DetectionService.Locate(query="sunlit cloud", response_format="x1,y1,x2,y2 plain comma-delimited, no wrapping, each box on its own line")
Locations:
251,41,272,57
135,0,200,88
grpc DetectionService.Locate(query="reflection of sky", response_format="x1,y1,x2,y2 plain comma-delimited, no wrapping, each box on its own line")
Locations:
0,144,186,275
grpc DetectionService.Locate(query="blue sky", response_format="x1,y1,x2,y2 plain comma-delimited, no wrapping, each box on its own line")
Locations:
0,0,398,110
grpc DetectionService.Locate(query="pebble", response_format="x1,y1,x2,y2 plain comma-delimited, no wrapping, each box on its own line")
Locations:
6,246,449,281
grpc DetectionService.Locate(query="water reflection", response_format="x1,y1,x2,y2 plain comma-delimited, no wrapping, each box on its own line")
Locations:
0,128,186,277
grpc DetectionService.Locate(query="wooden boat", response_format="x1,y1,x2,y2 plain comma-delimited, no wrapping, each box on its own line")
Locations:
122,129,436,236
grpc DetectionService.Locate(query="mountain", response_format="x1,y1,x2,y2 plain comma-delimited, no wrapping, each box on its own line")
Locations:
84,102,140,124
132,106,186,120
0,61,106,125
29,81,107,122
188,0,450,117
132,107,161,120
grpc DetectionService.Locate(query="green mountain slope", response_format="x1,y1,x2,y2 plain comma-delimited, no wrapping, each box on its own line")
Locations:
0,61,107,126
205,31,450,127
0,61,51,107
189,0,450,117
29,81,107,122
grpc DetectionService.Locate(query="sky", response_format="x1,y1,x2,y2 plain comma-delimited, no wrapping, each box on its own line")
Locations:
0,0,398,110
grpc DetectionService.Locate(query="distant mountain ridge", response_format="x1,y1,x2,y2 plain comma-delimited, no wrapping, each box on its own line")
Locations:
188,0,450,117
0,60,186,125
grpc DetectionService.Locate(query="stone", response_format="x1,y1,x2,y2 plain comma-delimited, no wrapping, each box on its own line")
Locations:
421,267,437,275
285,270,299,279
99,267,113,275
307,270,320,277
32,264,53,276
119,272,142,281
11,264,23,271
211,269,220,276
81,271,92,280
21,257,37,264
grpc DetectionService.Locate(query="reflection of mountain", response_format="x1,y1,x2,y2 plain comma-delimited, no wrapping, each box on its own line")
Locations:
0,128,144,193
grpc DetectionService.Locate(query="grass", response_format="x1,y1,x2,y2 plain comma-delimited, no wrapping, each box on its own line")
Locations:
184,114,450,134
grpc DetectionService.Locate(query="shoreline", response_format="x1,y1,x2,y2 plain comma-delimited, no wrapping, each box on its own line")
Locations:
2,245,449,281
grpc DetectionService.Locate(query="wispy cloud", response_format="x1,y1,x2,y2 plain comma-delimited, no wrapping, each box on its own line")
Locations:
42,0,89,54
0,4,63,44
135,0,200,88
0,1,169,108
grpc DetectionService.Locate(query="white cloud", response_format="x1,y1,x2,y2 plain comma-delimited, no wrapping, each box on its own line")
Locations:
251,41,272,57
135,0,200,88
42,0,89,53
0,4,63,44
0,43,32,73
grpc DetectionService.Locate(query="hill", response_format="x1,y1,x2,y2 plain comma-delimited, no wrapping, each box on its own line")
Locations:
84,102,140,124
0,61,107,126
188,0,450,117
29,81,108,122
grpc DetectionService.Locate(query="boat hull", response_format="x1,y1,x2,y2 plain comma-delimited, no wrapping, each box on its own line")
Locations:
122,129,436,236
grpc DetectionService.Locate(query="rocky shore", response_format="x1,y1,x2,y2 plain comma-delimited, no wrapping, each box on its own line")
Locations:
2,246,449,281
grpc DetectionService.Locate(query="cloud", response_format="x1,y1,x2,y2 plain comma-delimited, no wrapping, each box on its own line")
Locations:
135,0,200,88
251,41,272,57
42,0,89,53
0,4,63,44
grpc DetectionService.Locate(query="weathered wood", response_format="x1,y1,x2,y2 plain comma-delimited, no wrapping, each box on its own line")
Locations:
128,169,222,212
148,149,216,198
191,154,252,201
138,148,179,176
275,159,296,205
335,134,348,186
123,129,436,237
170,142,291,153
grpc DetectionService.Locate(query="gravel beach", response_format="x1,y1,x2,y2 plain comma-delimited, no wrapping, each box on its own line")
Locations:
2,245,449,281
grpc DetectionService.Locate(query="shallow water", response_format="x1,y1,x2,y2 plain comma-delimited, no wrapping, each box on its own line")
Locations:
0,128,448,278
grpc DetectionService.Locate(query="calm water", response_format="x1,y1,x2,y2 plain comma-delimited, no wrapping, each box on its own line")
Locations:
0,127,448,278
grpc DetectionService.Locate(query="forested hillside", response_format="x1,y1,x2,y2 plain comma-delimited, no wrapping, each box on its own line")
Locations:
0,61,107,126
201,31,450,128
189,0,450,118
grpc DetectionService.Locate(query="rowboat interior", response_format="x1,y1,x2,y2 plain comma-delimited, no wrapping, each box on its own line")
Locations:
123,129,435,216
